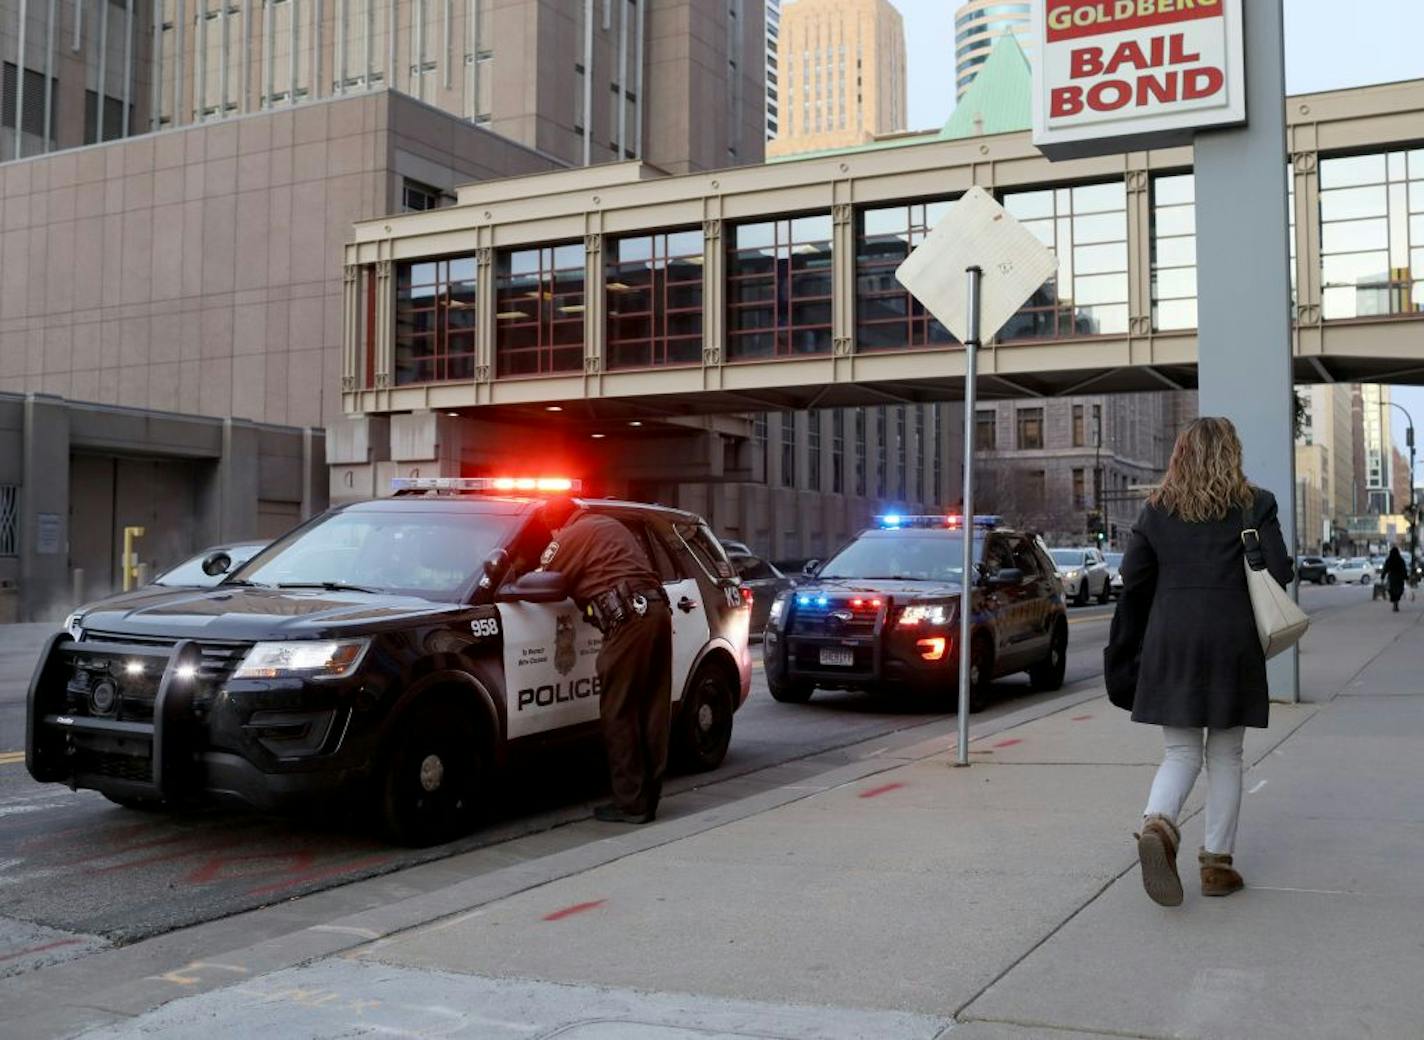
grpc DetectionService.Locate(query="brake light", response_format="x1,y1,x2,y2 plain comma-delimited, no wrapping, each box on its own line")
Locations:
918,637,947,661
740,587,754,607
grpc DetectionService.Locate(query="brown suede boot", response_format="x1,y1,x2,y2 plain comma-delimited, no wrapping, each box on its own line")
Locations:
1135,814,1183,907
1200,849,1244,896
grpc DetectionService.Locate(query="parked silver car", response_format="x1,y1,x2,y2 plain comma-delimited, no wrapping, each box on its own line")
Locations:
1049,546,1112,606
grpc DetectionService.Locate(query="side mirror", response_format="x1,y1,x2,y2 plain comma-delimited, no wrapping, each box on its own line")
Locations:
496,570,569,603
483,548,511,580
988,568,1024,586
201,551,233,577
802,559,821,576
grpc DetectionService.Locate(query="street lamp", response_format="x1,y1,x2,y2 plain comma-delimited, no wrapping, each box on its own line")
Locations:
1387,401,1417,571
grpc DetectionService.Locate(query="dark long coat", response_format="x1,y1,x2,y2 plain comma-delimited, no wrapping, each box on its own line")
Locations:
1104,488,1294,729
1383,551,1408,602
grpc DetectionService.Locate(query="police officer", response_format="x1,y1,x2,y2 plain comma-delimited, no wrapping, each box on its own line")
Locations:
538,497,672,824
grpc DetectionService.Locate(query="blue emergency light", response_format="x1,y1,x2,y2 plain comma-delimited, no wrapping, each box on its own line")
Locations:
873,514,1002,530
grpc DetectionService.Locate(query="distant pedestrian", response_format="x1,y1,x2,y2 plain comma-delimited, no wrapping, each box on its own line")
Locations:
1382,546,1408,612
1105,418,1293,907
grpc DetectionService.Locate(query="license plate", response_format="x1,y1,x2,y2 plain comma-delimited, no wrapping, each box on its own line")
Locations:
819,647,855,667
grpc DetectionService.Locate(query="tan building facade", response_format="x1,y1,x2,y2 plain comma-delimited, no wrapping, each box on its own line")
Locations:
1298,383,1359,548
766,0,905,158
3,0,767,175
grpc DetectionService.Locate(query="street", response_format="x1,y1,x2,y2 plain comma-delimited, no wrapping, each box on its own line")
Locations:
0,584,1362,982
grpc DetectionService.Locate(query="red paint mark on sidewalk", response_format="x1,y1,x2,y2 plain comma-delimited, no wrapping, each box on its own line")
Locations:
0,938,82,963
1071,714,1094,722
244,854,393,899
992,738,1023,748
858,782,906,799
543,899,606,922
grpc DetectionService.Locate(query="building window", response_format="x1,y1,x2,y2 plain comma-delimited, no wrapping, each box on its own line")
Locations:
402,179,443,212
781,412,796,488
1021,469,1047,514
1092,404,1103,448
727,214,834,360
808,412,822,492
832,410,845,494
1072,404,1085,447
1151,174,1198,330
1017,408,1044,451
0,484,15,556
1072,468,1088,510
876,406,888,498
753,412,768,476
855,199,957,351
931,407,942,504
394,257,477,385
607,229,704,370
976,409,997,451
896,406,907,501
494,243,586,377
1001,182,1129,339
2,63,55,145
855,410,867,497
83,89,131,144
1318,150,1424,320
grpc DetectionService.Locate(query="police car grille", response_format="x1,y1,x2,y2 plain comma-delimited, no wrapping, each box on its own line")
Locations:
72,633,252,719
74,749,153,783
788,604,878,638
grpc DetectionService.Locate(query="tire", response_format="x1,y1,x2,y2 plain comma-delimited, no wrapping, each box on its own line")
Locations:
1074,580,1089,607
1361,574,1371,586
953,635,993,714
674,663,736,772
1097,577,1111,605
378,696,485,847
1327,575,1337,585
768,674,815,703
1029,621,1068,692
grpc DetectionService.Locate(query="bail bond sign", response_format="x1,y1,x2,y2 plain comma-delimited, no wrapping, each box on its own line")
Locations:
1032,0,1246,158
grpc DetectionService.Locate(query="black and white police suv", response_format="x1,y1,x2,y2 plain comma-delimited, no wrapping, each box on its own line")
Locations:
26,478,753,845
762,515,1068,710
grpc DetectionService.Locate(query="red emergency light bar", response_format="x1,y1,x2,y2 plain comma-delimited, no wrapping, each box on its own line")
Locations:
391,476,582,495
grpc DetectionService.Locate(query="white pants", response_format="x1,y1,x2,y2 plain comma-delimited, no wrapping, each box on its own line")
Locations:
1143,726,1246,855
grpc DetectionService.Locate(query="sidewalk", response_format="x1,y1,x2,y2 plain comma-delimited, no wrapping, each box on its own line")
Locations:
31,597,1424,1038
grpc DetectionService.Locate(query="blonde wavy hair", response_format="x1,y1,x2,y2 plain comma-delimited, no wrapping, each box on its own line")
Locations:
1148,417,1255,523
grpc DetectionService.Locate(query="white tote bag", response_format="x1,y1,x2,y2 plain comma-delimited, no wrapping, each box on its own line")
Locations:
1241,517,1309,659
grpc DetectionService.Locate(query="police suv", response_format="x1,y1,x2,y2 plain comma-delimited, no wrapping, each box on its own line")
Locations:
26,478,753,845
763,515,1068,709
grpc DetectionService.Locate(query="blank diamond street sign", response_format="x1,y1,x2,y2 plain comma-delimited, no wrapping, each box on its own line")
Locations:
894,186,1058,343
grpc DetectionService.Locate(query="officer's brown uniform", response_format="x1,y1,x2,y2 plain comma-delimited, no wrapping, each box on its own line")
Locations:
541,514,672,819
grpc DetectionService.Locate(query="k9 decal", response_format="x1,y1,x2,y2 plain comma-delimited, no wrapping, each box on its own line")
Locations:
470,617,500,638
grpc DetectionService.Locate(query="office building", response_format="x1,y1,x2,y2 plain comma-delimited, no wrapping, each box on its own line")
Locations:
954,0,1033,99
766,0,906,158
2,0,767,174
1362,384,1394,513
1297,383,1359,551
766,0,782,141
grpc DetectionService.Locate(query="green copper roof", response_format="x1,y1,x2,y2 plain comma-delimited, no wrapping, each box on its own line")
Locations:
766,31,1033,163
939,32,1033,141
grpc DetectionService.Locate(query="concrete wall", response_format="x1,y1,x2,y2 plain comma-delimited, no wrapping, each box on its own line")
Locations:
0,90,561,430
0,392,326,622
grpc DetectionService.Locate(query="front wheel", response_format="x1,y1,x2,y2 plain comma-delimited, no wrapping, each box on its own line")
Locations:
1326,574,1337,585
1361,574,1372,585
1073,580,1089,607
378,697,485,847
1029,622,1068,692
951,636,993,713
673,664,735,772
1097,578,1111,605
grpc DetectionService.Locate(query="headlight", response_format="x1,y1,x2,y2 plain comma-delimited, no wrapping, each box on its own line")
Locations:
897,603,953,627
768,590,791,626
233,639,370,681
64,612,84,640
1066,569,1082,579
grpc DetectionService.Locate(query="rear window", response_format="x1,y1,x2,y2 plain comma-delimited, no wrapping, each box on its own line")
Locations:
732,555,778,581
676,522,735,580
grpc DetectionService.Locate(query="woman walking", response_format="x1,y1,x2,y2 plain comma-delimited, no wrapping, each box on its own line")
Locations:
1382,546,1408,612
1105,418,1293,907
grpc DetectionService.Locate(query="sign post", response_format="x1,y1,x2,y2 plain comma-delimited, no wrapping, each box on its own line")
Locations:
896,188,1057,766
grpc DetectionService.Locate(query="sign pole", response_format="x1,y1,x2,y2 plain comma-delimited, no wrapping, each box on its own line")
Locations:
957,265,982,767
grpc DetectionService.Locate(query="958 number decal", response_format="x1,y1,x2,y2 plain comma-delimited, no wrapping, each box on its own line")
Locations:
470,618,500,638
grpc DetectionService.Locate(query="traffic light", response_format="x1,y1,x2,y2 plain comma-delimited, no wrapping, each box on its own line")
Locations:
1085,510,1106,544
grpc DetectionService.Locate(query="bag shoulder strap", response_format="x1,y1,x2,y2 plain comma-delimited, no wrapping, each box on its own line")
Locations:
1240,494,1268,572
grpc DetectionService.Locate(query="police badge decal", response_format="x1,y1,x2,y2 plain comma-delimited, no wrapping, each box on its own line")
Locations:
554,613,578,676
540,541,559,568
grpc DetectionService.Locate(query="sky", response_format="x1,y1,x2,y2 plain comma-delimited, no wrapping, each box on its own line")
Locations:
873,0,1424,470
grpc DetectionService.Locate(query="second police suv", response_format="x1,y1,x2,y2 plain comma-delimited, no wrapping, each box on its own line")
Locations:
763,515,1069,710
25,478,752,845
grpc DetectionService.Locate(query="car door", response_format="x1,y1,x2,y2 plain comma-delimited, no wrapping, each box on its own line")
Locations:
637,518,710,706
979,535,1028,667
1011,535,1054,659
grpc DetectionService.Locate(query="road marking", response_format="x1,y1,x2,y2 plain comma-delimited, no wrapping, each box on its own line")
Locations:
542,899,606,921
992,737,1023,748
858,782,905,799
0,938,83,963
1068,613,1113,626
0,751,25,766
1248,779,1268,794
308,924,382,940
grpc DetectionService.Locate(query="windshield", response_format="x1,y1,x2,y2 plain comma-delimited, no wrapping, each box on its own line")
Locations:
156,544,265,587
818,533,979,582
1105,553,1124,567
1050,549,1087,568
233,510,518,600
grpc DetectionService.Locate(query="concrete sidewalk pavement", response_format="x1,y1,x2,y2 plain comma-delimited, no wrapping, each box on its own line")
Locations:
51,596,1424,1039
